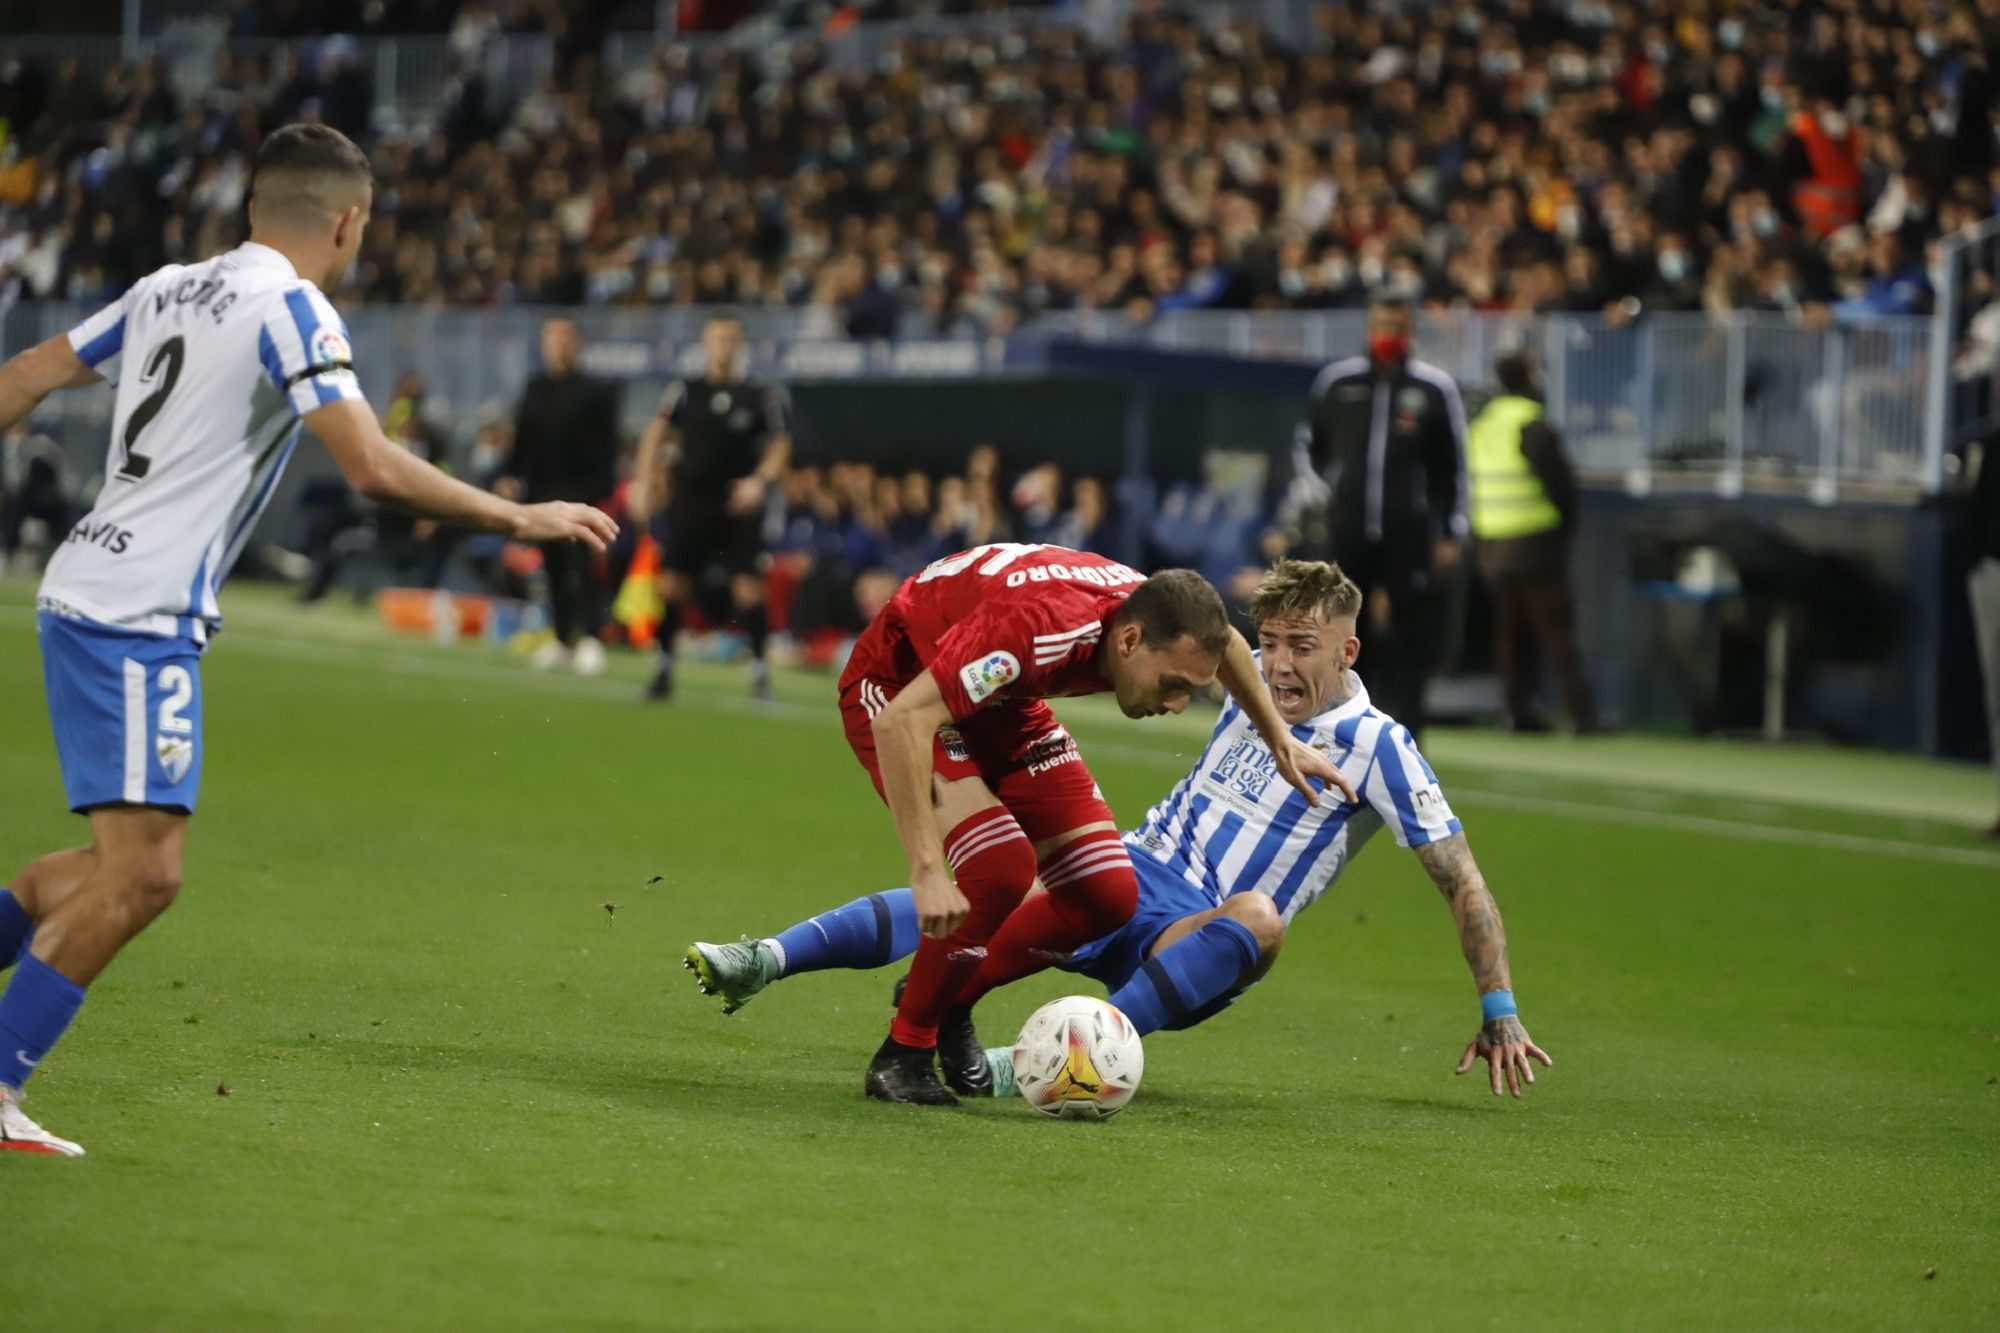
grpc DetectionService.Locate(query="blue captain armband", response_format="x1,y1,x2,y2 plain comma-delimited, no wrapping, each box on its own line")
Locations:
1480,989,1517,1022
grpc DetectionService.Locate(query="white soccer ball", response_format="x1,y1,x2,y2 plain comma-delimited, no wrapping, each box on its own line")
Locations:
1011,995,1144,1120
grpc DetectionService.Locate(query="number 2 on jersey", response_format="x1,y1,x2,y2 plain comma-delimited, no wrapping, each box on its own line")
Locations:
119,335,185,480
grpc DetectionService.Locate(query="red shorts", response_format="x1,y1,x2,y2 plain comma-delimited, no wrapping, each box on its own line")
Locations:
838,674,1115,844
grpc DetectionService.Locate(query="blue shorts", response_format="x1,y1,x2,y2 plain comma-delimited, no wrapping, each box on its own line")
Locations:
39,611,205,815
1062,851,1220,991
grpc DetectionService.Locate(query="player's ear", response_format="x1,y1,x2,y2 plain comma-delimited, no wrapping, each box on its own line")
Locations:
332,205,360,248
1343,634,1361,668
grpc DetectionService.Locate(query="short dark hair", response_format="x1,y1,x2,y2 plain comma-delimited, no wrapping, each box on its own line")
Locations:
250,123,373,230
1495,352,1538,397
1116,569,1233,659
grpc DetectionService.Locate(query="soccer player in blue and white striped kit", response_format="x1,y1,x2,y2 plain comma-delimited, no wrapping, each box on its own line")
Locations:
0,125,616,1155
687,559,1552,1099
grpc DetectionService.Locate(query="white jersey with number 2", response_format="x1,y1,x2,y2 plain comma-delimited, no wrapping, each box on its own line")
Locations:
39,241,367,643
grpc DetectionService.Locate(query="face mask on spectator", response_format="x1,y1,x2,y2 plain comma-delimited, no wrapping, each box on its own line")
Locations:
1660,251,1691,283
1916,31,1940,57
1719,19,1745,49
1753,208,1780,237
1761,87,1785,110
1369,331,1412,363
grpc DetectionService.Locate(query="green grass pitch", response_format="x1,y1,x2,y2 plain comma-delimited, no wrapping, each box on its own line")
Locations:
2,579,1996,1329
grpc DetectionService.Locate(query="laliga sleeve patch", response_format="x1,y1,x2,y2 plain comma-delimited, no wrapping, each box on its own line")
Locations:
310,326,352,367
960,650,1021,704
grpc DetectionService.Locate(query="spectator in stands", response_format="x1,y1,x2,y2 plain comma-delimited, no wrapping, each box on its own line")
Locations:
1,0,1993,349
502,316,620,674
1833,231,1934,321
1467,353,1599,736
1045,476,1114,556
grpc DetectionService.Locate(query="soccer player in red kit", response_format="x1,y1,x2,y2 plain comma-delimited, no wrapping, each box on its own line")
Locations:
836,542,1352,1104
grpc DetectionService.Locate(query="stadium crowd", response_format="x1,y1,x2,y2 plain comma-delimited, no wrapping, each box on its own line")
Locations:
1,0,1991,329
276,371,1138,657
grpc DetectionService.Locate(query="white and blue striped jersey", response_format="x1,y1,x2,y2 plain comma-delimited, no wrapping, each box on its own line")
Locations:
1124,670,1461,923
39,241,366,642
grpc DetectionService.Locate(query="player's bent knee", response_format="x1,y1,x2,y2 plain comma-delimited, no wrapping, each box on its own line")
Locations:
102,849,184,926
1223,893,1285,956
126,864,184,922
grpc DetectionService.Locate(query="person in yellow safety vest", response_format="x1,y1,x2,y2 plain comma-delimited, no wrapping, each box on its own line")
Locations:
1468,354,1600,735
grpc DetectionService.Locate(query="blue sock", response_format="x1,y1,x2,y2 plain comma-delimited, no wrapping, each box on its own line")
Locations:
1108,916,1261,1037
0,889,30,969
768,889,921,976
0,954,87,1091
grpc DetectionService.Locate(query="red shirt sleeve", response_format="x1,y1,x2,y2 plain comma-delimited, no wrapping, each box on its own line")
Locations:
927,604,1043,720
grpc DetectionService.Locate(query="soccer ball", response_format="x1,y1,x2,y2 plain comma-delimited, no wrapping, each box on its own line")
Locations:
1010,996,1144,1120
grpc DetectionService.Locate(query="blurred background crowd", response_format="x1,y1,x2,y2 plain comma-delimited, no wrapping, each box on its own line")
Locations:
1,0,1990,330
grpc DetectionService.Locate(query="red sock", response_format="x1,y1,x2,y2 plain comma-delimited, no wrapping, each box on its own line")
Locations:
888,808,1036,1048
956,829,1137,1009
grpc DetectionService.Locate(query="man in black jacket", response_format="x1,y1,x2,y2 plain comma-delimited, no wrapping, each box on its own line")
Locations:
1295,295,1468,736
503,318,621,673
629,316,791,701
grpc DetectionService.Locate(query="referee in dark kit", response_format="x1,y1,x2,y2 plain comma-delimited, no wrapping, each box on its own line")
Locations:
631,315,792,701
1294,294,1469,738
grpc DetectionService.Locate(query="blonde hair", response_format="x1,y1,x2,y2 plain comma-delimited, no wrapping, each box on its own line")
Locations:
1245,559,1362,627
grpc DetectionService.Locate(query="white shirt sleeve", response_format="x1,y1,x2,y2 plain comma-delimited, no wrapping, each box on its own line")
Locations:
258,285,367,417
67,289,134,378
1360,721,1463,847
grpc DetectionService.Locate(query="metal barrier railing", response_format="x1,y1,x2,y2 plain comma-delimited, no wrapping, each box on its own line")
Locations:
1055,309,1941,494
0,301,1942,500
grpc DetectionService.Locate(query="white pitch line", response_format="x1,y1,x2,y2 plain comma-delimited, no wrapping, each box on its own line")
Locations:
6,601,1994,871
1009,738,2000,873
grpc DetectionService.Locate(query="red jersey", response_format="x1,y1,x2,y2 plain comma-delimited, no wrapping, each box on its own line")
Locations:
840,543,1148,720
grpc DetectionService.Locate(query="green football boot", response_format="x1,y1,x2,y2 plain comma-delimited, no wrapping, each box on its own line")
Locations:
682,938,782,1015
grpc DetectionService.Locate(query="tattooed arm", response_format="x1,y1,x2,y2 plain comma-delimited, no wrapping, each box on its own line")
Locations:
1413,832,1553,1097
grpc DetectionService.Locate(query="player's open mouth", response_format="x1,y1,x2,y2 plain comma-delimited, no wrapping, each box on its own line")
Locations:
1271,683,1305,708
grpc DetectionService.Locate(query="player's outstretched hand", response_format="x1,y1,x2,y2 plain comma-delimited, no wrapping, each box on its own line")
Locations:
1455,1015,1552,1098
912,866,970,939
1275,737,1357,808
516,501,619,553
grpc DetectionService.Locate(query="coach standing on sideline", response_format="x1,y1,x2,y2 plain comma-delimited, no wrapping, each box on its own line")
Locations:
1294,294,1468,737
629,316,791,702
502,317,621,675
1468,353,1600,735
